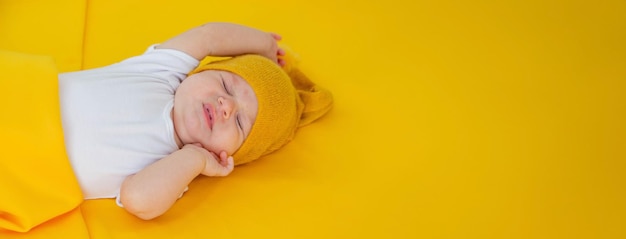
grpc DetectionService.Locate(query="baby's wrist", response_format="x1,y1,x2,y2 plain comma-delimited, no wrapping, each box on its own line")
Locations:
179,146,207,169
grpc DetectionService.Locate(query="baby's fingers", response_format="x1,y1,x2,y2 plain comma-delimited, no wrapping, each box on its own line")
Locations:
270,32,282,41
203,154,233,177
219,151,229,166
214,156,234,177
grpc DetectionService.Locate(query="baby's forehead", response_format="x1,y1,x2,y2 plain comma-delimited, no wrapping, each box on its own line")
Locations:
208,69,247,84
221,70,246,82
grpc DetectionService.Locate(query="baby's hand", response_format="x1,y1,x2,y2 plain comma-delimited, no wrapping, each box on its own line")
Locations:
250,31,286,66
269,33,286,67
203,151,234,177
183,144,234,177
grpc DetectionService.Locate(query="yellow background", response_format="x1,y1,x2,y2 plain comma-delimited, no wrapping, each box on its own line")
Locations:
1,0,625,238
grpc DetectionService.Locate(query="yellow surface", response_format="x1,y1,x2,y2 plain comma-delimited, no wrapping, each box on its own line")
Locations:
3,0,626,238
0,208,89,239
0,0,86,72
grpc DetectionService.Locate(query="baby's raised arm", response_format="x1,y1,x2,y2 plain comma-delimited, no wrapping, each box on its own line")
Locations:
157,22,283,64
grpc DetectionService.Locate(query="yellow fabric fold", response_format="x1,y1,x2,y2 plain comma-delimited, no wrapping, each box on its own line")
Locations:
0,50,83,232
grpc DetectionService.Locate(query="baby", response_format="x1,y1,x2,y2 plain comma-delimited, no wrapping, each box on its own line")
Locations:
58,22,333,220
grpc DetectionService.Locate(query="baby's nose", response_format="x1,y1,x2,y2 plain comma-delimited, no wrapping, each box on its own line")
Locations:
218,96,234,119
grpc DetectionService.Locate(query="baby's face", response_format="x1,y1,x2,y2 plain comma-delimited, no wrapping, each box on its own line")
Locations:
173,70,258,155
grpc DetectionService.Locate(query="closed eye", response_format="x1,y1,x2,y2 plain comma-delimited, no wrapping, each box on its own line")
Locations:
222,75,243,131
221,76,231,95
236,114,243,131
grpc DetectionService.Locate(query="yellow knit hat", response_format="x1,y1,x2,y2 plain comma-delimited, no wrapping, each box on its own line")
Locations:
188,52,333,165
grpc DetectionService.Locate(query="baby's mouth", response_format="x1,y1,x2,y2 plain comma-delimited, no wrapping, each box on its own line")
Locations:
203,104,214,130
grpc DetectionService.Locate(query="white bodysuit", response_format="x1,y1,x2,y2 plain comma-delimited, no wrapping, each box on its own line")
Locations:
58,45,199,200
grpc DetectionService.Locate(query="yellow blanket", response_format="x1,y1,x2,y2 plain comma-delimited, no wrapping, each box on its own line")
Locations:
0,50,83,233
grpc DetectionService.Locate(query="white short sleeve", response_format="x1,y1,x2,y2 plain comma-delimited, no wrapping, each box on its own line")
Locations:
60,45,199,200
113,44,200,82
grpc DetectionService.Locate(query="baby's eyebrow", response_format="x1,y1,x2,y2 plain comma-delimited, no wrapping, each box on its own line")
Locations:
227,73,239,95
240,113,249,137
243,106,256,137
247,117,254,136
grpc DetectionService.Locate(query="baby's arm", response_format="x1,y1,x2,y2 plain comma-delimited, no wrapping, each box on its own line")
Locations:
119,144,233,220
156,22,283,64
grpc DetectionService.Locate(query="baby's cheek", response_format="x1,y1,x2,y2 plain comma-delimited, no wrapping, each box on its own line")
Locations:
228,136,246,156
228,141,242,156
213,137,239,156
